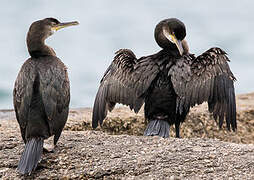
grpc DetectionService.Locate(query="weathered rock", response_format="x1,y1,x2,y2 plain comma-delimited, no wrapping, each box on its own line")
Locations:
64,93,254,144
0,93,254,179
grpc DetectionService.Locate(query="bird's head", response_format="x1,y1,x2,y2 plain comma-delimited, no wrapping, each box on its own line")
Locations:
26,18,79,57
27,17,79,41
154,18,188,55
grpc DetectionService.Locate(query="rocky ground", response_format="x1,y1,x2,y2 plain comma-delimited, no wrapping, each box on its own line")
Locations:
0,93,254,179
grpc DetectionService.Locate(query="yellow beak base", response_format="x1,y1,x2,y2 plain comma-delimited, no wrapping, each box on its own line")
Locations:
51,21,79,31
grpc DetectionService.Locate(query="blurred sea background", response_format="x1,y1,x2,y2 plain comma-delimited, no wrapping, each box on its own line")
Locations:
0,0,253,109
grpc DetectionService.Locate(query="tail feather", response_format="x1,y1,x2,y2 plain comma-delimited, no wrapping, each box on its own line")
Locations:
144,120,170,138
17,138,44,175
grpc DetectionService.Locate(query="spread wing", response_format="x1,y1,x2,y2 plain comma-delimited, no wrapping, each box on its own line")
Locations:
13,60,37,142
37,57,70,135
92,49,159,128
169,47,236,131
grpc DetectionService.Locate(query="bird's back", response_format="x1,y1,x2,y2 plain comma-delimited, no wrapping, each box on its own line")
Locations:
14,56,70,141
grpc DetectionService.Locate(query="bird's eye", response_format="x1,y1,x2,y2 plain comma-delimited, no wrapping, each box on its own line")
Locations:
51,22,57,26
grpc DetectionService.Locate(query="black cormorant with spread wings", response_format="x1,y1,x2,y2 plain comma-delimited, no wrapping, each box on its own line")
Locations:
13,18,78,175
92,18,236,139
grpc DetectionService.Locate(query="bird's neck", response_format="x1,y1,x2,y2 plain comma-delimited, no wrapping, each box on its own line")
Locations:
162,47,181,57
162,39,189,56
27,36,56,58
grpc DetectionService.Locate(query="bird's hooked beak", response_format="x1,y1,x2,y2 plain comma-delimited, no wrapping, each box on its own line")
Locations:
51,21,79,32
163,28,184,55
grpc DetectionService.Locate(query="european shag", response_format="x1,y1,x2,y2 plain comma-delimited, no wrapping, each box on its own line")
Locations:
13,18,78,175
92,18,236,138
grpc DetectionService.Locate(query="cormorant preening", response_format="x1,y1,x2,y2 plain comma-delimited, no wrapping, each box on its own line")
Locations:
92,18,236,138
13,18,78,175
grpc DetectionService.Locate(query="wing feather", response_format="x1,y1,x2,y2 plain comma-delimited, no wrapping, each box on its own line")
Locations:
170,47,236,131
13,59,37,142
92,49,159,128
37,57,70,134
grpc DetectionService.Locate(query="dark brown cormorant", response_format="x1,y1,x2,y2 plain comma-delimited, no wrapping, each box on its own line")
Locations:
13,18,78,175
92,18,236,138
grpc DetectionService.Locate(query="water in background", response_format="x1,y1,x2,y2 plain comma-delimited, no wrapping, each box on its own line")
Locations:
0,0,253,109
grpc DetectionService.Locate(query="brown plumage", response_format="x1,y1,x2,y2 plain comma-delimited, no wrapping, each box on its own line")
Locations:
92,18,236,138
13,17,78,175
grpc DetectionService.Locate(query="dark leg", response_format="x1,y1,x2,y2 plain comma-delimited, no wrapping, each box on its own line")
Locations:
21,130,27,144
54,131,62,146
175,121,181,138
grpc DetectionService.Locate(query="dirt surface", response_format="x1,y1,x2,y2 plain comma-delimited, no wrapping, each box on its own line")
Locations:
0,93,254,179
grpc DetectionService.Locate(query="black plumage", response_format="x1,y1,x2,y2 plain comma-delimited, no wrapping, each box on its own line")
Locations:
92,18,236,138
13,18,78,175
